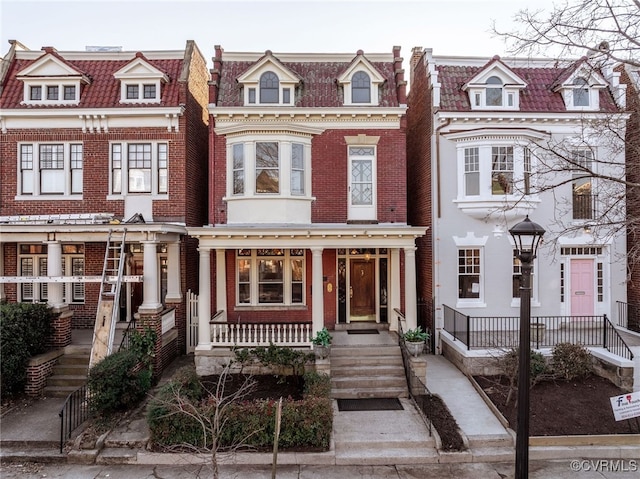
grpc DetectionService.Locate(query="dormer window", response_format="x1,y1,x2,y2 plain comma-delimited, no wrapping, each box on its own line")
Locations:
260,72,279,103
464,61,526,111
121,82,160,102
114,55,168,104
486,76,502,106
573,77,589,106
352,71,371,103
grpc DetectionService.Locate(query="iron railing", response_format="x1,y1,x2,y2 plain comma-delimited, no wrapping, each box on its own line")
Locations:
59,383,93,453
417,297,435,354
442,305,634,360
118,319,138,351
617,301,640,332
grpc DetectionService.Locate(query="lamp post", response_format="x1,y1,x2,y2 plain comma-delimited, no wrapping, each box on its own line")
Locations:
509,216,545,479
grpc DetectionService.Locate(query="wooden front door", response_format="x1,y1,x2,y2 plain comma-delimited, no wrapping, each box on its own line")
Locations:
570,259,594,316
350,260,375,318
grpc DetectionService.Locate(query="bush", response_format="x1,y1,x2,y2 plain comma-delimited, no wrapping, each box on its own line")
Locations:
303,371,331,398
551,342,592,380
234,344,315,377
0,303,53,398
88,349,152,415
500,348,550,386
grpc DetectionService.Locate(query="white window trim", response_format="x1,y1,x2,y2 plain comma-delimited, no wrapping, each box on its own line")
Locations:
468,85,520,111
108,141,169,198
119,80,161,104
241,71,296,106
342,69,380,106
453,233,487,308
235,249,306,307
224,134,312,200
16,142,83,200
347,144,378,220
22,79,80,106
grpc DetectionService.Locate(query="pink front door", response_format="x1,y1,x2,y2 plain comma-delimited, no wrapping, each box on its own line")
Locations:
570,259,594,316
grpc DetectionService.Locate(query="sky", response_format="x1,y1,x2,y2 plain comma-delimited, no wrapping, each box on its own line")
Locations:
1,0,560,65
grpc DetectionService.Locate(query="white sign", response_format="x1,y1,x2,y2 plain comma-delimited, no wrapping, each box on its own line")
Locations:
610,391,640,421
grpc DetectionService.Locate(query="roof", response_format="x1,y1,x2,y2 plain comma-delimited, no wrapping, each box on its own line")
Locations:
0,48,187,109
436,61,620,113
216,51,400,108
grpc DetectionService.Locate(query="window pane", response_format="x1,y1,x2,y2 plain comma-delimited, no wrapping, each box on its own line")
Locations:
111,144,122,193
30,86,42,100
71,144,83,194
238,259,251,303
458,249,480,299
255,142,279,193
126,84,139,99
573,77,589,106
128,144,152,192
248,88,256,104
351,159,373,205
64,85,76,100
47,86,59,100
291,143,304,195
259,72,279,103
72,257,85,302
258,259,283,303
40,145,64,194
491,146,513,195
486,76,502,106
283,88,290,104
233,144,244,194
352,71,371,103
143,84,156,99
21,258,34,300
464,147,479,195
158,144,168,193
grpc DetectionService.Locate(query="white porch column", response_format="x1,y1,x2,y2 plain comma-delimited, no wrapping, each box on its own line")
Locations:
197,247,212,350
390,248,401,330
139,240,162,312
215,249,227,321
46,240,64,309
165,241,182,303
404,246,418,330
0,243,5,302
310,247,324,334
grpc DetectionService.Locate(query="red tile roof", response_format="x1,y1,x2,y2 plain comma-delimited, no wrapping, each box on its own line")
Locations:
217,58,400,108
0,54,184,109
436,63,620,113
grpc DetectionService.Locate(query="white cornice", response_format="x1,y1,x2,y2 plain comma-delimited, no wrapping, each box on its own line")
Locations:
435,110,629,125
15,50,185,61
215,122,326,136
0,106,184,117
221,52,393,63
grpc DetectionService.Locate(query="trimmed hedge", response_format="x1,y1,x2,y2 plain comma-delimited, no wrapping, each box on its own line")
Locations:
0,303,53,398
147,370,332,451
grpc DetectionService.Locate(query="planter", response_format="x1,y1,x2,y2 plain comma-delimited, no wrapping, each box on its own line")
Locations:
530,323,546,343
406,340,424,357
314,345,330,359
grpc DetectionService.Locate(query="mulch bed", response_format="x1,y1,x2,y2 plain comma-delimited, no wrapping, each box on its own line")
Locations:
474,374,640,436
415,394,466,451
200,374,305,401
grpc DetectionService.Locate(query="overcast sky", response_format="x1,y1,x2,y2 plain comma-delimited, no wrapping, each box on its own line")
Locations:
1,0,560,63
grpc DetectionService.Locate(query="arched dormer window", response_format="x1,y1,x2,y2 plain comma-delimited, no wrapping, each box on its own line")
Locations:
260,72,279,103
486,76,503,106
573,77,589,106
352,71,371,103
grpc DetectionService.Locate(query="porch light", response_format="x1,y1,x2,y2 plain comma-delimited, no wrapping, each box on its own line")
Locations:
508,215,545,479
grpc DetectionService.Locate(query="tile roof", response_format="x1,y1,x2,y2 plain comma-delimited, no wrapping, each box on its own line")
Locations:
217,58,399,108
0,54,184,109
436,63,620,113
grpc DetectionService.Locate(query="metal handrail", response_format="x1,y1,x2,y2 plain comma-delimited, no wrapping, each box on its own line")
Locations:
59,383,93,453
118,319,138,352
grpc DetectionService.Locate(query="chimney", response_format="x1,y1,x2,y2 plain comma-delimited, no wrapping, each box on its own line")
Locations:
393,46,407,104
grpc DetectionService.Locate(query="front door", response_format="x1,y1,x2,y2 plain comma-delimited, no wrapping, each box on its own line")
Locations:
349,260,375,320
570,259,594,316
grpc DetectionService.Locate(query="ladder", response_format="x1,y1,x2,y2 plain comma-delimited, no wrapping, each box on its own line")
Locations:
90,229,127,368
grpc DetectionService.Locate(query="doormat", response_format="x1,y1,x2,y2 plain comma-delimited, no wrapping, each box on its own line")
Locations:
346,329,380,334
337,398,404,411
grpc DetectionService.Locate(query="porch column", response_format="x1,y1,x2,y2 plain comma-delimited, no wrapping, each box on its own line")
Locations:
215,249,227,321
390,248,401,330
140,240,162,312
46,240,64,309
310,247,324,334
165,241,182,303
404,246,418,330
196,247,212,350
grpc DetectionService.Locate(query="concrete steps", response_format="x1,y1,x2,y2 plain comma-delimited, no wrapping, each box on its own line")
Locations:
330,344,408,399
43,350,90,398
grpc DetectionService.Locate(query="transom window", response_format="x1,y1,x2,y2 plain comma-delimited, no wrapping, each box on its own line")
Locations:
352,71,371,103
18,142,83,197
236,249,305,306
110,142,168,195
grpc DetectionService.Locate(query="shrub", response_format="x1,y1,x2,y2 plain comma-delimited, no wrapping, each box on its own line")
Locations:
0,303,53,398
303,371,331,398
551,342,592,380
88,349,152,415
234,344,314,377
500,348,550,386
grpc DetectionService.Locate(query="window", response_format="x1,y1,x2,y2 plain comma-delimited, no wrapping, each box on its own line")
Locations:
350,146,374,205
291,143,304,195
458,248,480,299
30,86,42,100
23,81,79,104
283,88,291,104
352,71,371,103
126,84,139,99
260,72,279,103
64,86,76,101
122,82,160,102
248,88,256,104
464,147,480,195
571,149,595,220
143,84,156,99
18,243,85,303
573,77,589,107
47,85,59,100
523,147,531,195
232,144,245,195
486,76,503,106
255,142,279,193
491,146,513,195
110,142,169,196
236,249,305,305
18,143,83,197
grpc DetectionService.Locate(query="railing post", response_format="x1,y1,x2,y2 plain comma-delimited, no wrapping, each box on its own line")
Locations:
466,314,470,350
603,314,608,349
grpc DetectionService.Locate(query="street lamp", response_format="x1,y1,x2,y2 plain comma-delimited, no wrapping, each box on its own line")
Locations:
509,215,545,479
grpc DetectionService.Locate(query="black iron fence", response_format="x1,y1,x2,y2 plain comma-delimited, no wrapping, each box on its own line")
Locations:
118,319,138,351
617,301,640,332
59,383,93,453
417,297,435,354
442,304,634,360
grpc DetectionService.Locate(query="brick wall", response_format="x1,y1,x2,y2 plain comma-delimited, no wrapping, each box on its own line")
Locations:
25,350,62,397
406,49,434,303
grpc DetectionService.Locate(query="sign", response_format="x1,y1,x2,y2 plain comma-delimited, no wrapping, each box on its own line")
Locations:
610,391,640,421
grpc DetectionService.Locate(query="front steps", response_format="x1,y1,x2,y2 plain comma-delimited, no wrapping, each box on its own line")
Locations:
331,342,409,399
43,347,90,398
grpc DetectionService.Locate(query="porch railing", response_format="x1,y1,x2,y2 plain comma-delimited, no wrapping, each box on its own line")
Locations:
442,305,634,360
617,300,640,331
210,321,312,347
59,383,93,453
